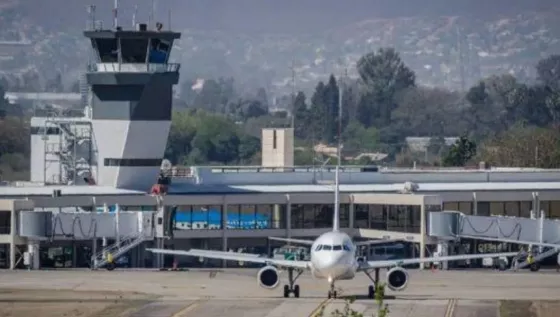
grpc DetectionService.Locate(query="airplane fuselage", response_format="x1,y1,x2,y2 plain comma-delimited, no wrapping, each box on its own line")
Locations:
309,231,359,283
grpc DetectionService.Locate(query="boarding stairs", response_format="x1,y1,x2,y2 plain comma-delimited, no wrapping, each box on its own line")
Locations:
91,231,148,269
511,244,560,271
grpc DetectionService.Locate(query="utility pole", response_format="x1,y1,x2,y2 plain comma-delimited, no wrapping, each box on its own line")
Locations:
113,0,119,29
290,59,296,129
149,0,156,28
132,4,137,27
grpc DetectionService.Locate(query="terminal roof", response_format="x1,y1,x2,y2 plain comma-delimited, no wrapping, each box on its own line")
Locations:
83,30,181,41
2,182,560,197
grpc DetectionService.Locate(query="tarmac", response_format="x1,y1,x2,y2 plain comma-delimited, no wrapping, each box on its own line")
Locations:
1,268,560,317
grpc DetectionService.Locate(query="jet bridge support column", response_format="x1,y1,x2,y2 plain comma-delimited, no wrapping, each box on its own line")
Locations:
27,241,40,270
419,204,426,270
436,241,449,270
349,200,355,229
222,202,228,268
286,196,292,238
273,204,282,229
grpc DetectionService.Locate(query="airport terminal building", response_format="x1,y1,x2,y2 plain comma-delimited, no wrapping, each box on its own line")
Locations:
1,23,560,270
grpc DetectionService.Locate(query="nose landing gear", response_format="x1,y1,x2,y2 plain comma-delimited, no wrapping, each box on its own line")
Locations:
328,283,338,299
364,268,380,299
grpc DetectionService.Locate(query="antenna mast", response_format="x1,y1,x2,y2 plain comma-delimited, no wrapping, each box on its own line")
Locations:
132,4,137,27
87,5,96,30
290,59,296,129
113,0,118,29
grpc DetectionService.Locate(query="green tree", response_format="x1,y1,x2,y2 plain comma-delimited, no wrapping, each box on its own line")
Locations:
536,55,560,126
316,284,389,317
0,83,7,118
340,83,358,131
536,54,560,92
191,77,236,113
230,98,268,120
255,87,269,107
356,48,416,127
477,124,560,168
342,121,380,154
310,81,328,142
464,81,495,140
442,136,477,167
293,91,309,139
238,134,261,163
165,111,198,164
323,75,340,144
393,87,464,137
165,109,260,166
294,148,315,165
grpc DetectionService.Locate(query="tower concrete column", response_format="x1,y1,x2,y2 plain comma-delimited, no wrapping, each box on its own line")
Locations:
273,204,282,229
27,241,40,270
286,197,292,238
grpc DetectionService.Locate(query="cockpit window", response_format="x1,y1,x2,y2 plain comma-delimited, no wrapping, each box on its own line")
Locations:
315,245,322,251
343,244,351,251
333,245,342,251
322,245,332,251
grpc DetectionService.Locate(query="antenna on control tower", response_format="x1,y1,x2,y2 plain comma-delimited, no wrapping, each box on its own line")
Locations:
132,4,138,28
149,0,157,28
87,5,96,30
113,0,119,29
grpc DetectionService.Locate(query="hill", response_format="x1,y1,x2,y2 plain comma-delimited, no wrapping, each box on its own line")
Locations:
0,0,559,96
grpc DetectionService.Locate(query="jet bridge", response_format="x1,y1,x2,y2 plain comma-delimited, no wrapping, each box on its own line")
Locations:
428,210,560,270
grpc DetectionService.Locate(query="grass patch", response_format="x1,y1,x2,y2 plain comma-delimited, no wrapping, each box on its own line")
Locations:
499,300,537,317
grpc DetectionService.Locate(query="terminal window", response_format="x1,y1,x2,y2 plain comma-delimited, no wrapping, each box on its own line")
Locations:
30,127,60,135
120,38,149,63
104,158,162,167
148,38,170,64
94,39,119,63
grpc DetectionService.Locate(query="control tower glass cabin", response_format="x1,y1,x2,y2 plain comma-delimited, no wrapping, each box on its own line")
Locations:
84,23,181,190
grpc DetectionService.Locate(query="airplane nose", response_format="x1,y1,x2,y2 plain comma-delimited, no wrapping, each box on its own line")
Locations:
318,253,344,270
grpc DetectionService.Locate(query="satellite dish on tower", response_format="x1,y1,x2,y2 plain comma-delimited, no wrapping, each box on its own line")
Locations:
161,159,172,172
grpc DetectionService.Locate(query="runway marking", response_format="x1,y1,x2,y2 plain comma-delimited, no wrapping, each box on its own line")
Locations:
170,299,205,317
444,298,457,317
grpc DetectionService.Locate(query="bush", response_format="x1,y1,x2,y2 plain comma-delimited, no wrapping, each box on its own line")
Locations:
316,283,390,317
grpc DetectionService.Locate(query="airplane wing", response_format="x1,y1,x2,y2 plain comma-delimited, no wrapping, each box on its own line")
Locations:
268,237,315,245
147,248,309,269
268,237,405,247
355,239,403,247
359,251,520,271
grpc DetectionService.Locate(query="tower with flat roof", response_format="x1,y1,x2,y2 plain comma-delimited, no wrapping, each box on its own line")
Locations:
84,23,181,190
261,128,294,167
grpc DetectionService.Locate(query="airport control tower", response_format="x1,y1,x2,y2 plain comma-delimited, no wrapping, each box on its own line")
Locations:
84,22,181,190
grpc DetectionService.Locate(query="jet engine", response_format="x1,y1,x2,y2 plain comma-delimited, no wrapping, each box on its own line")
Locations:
257,266,280,289
386,267,409,291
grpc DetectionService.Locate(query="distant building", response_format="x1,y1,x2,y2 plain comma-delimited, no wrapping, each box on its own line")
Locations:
406,137,459,153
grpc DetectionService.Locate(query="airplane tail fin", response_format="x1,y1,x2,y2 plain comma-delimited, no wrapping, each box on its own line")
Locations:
333,165,340,232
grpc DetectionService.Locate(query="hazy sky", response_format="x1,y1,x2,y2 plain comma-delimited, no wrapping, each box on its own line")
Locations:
18,0,560,34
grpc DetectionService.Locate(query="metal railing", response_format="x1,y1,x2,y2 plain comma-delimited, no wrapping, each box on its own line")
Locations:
91,231,148,269
91,63,180,73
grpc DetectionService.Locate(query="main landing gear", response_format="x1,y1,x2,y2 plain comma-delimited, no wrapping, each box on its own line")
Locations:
283,268,303,298
363,268,381,299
